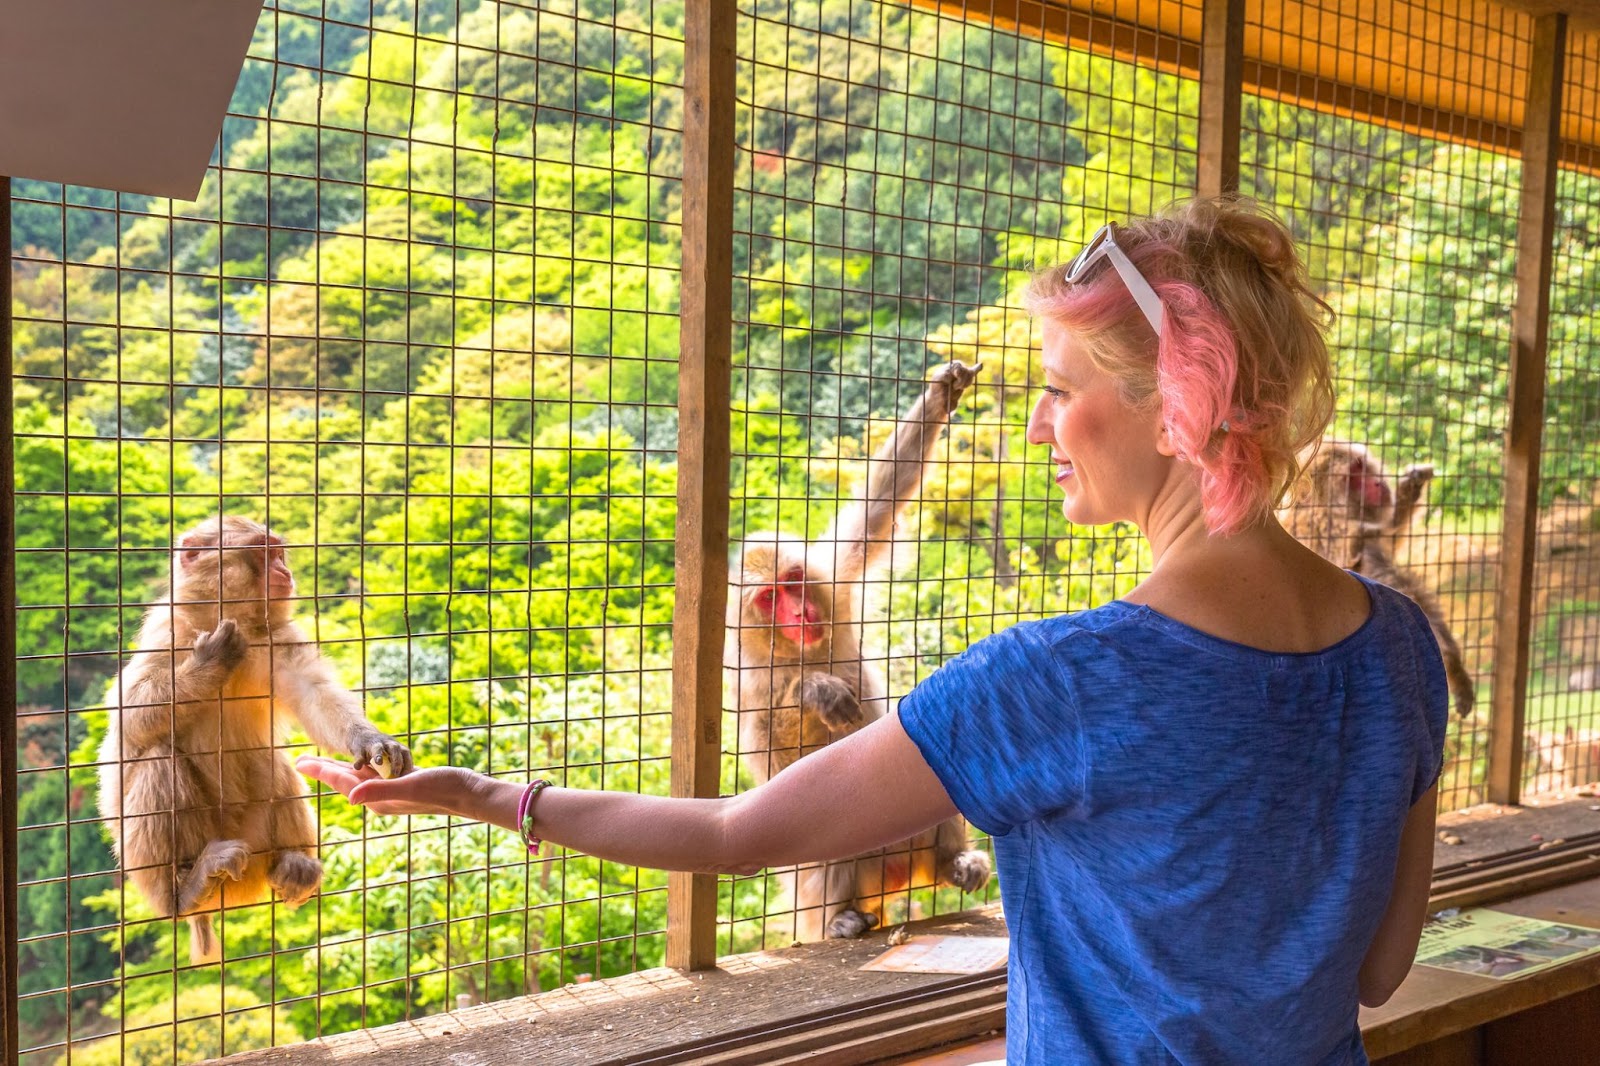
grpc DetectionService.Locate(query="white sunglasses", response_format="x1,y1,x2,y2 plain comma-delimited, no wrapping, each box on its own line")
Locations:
1063,222,1165,338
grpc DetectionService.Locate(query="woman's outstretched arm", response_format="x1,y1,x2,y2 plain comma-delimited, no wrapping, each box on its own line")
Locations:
298,712,960,875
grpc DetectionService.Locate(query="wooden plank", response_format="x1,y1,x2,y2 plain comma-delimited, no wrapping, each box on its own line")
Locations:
669,0,737,973
902,0,1600,176
212,908,1011,1066
1486,13,1566,807
1198,0,1244,198
1373,1027,1483,1066
1482,984,1600,1064
1430,855,1600,914
1,174,19,1066
623,980,1006,1065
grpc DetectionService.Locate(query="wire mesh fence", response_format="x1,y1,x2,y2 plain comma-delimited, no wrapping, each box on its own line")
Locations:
1525,29,1600,799
720,0,1200,949
10,0,686,1060
1239,0,1534,813
4,0,1600,1063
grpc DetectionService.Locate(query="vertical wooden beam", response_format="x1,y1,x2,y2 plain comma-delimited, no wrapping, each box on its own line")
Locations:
1487,14,1565,807
668,0,735,971
1197,0,1244,198
1,175,20,1066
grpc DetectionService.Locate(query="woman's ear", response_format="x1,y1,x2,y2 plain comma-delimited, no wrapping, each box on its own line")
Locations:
1155,419,1180,458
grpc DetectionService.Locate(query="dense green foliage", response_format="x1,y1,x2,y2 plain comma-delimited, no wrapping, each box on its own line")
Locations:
8,0,1600,1061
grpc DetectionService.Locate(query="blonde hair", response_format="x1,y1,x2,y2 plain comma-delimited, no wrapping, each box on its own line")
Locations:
1024,196,1336,535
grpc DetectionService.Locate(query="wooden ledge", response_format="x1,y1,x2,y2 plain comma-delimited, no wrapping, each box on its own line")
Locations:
1361,876,1600,1060
213,906,1007,1066
214,815,1600,1066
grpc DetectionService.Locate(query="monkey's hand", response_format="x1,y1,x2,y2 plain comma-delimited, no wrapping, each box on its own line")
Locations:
929,359,982,413
1398,463,1435,489
801,673,864,734
346,726,414,779
191,618,249,674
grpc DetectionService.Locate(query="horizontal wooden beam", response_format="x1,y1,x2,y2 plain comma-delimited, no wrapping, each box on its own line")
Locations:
905,0,1600,176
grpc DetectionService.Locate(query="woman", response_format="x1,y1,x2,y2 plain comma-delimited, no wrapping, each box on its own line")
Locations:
300,196,1447,1064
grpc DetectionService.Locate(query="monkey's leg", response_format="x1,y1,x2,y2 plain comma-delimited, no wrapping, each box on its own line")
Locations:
822,857,880,940
119,751,223,916
930,816,993,893
176,838,252,914
790,863,829,943
266,755,323,906
179,838,249,965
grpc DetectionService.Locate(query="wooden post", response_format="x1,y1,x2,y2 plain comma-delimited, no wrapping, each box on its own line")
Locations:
1486,14,1565,807
668,0,735,971
1197,0,1243,198
1,175,20,1066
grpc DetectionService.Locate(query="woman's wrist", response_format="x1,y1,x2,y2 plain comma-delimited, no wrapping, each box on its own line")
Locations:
448,768,500,820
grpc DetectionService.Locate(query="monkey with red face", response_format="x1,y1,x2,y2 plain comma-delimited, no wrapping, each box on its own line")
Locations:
727,360,992,940
98,515,412,962
1283,441,1475,717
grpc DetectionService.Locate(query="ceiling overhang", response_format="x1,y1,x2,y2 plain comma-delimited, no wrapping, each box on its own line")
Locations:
0,0,266,199
910,0,1599,173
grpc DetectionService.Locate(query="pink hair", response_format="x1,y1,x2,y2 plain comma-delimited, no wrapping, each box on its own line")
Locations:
1025,199,1333,536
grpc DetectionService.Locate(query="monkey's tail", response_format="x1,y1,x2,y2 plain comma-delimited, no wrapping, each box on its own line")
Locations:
1427,616,1476,719
1446,658,1477,720
188,914,222,964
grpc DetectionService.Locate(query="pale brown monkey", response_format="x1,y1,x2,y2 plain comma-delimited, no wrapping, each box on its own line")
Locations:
1283,441,1476,717
727,360,992,940
98,515,412,963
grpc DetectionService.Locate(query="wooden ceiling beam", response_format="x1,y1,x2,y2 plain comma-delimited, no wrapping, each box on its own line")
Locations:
906,0,1599,173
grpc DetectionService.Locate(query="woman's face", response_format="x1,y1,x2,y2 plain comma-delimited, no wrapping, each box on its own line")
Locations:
1025,321,1171,528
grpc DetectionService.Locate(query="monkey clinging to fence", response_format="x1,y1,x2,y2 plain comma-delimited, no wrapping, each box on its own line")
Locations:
1282,441,1476,717
98,515,412,963
726,359,992,940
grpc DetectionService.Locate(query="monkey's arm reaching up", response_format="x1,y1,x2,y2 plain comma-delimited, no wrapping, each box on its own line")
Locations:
115,621,249,750
272,635,413,776
825,360,981,583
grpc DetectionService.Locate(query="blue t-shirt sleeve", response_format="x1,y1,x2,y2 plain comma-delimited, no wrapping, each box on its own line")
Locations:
897,625,1087,837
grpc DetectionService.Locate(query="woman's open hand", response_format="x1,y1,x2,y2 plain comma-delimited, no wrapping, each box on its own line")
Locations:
297,756,481,817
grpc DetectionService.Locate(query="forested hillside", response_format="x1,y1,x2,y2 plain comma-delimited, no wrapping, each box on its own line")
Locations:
8,0,1600,1061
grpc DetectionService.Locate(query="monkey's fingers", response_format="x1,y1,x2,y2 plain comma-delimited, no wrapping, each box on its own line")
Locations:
362,738,414,779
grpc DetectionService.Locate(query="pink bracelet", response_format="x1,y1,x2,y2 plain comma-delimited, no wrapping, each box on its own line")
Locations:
517,779,552,855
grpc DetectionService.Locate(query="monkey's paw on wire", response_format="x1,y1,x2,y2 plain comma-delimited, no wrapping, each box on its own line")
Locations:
929,359,982,411
191,618,249,671
802,673,865,732
269,852,324,906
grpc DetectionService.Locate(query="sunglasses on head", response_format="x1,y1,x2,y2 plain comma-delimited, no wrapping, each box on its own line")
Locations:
1063,222,1165,339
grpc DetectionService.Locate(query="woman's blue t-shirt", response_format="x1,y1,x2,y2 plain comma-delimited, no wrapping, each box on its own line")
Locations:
897,575,1450,1065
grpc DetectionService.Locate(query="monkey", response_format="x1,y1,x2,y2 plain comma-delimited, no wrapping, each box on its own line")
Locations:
726,359,993,941
97,515,412,963
1282,441,1476,718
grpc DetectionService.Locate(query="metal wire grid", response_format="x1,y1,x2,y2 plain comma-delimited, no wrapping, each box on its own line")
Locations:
721,0,1199,950
9,0,684,1060
1524,30,1600,799
4,0,1599,1063
1236,0,1534,814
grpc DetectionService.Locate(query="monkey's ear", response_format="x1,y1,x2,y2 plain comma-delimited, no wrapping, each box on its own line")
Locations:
176,529,218,568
